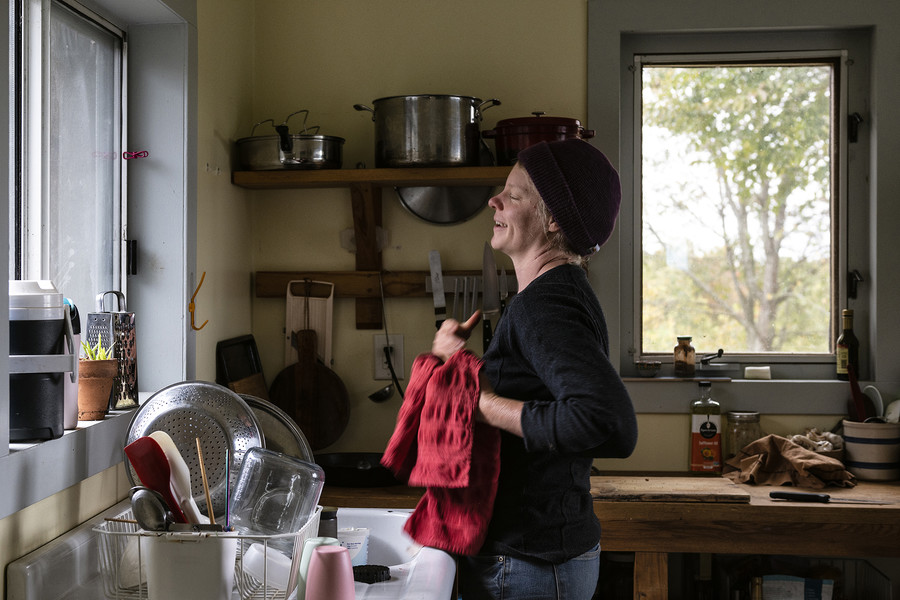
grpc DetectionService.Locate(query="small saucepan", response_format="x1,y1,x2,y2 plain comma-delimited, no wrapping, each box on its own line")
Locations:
236,110,344,170
482,112,595,165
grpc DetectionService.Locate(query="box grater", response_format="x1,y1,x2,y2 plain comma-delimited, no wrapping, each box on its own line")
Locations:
85,290,138,409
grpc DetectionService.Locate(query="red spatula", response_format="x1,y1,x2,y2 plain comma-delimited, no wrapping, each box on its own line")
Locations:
124,436,189,523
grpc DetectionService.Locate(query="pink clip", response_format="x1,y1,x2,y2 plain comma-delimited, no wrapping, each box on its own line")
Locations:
123,150,149,160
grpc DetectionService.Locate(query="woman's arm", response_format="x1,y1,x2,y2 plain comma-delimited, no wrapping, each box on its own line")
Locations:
477,374,524,437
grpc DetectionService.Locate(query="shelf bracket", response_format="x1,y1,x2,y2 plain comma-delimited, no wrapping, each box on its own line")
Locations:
350,182,383,329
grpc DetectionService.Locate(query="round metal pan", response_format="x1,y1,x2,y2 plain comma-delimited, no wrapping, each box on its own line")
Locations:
124,381,264,519
239,393,314,462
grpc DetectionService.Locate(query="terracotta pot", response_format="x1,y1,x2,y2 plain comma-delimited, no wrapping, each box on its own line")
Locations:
77,359,118,420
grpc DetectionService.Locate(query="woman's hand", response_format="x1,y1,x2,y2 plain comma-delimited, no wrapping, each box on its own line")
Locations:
431,311,481,362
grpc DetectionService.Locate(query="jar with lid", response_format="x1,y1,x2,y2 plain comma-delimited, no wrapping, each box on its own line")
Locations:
724,411,763,460
674,336,696,378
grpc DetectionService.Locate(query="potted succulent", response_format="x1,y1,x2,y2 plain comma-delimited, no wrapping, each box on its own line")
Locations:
77,339,118,421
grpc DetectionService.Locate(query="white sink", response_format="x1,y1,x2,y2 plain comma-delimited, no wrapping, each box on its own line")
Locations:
337,507,456,600
7,502,455,600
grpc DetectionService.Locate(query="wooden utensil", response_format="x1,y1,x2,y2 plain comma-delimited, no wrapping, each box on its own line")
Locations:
269,286,350,450
196,437,216,524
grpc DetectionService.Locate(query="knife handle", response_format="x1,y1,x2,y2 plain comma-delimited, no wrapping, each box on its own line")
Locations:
769,491,830,503
483,319,492,353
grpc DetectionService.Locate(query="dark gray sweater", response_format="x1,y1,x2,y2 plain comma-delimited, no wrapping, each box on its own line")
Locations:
480,264,637,563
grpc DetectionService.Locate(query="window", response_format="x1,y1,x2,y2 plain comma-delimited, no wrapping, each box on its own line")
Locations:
618,30,871,379
639,55,836,357
11,0,125,315
2,0,195,518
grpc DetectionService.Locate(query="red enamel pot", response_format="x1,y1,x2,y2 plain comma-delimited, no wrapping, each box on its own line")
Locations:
482,112,595,165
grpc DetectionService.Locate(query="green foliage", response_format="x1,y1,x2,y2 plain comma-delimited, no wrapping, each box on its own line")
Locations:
641,64,833,354
81,339,112,360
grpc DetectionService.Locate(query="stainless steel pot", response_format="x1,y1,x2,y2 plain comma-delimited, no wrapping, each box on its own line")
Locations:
236,134,344,170
236,110,345,170
354,95,500,168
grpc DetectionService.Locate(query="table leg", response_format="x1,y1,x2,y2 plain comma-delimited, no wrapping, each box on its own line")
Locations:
633,551,668,600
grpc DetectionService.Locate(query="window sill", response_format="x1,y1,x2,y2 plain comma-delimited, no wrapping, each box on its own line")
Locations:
624,378,851,415
0,405,136,521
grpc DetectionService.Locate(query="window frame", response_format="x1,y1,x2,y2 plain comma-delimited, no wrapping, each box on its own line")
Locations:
1,0,198,519
14,0,128,301
613,29,871,380
632,50,846,369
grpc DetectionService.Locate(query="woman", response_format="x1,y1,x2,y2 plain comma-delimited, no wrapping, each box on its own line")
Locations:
432,139,638,599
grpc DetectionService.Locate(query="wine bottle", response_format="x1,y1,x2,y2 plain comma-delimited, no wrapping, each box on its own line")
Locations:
836,309,859,381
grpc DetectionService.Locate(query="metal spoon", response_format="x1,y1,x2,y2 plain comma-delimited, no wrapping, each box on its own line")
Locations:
130,486,173,531
368,383,394,403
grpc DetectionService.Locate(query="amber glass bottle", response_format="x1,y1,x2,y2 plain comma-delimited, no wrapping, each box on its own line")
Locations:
674,336,696,378
836,309,859,381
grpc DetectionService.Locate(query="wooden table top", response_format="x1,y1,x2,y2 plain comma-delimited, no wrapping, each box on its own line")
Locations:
320,475,900,558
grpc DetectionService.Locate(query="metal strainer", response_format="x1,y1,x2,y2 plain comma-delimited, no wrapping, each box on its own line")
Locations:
124,381,264,520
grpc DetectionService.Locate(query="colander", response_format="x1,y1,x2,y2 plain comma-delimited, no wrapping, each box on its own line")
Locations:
124,381,264,520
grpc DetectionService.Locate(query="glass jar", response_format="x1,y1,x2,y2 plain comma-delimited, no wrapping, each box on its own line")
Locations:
674,336,696,378
724,411,763,460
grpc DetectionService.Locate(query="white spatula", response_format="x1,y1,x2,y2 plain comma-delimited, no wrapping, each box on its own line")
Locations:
149,430,208,524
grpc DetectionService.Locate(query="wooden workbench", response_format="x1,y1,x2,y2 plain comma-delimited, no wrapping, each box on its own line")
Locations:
320,475,900,599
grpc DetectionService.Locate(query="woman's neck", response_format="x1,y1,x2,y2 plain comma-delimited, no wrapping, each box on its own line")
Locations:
513,251,571,291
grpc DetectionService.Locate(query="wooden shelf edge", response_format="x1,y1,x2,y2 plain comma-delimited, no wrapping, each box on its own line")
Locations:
255,270,483,299
232,166,512,189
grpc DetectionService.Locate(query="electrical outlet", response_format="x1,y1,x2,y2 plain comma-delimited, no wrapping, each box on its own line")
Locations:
373,334,404,380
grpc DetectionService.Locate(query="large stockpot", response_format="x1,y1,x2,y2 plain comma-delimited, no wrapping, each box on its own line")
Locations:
354,95,500,168
482,112,595,165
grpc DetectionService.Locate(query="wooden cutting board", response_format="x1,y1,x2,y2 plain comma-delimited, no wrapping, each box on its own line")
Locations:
591,476,751,503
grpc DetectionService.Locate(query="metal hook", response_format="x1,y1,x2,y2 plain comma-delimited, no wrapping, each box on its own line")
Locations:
189,271,208,331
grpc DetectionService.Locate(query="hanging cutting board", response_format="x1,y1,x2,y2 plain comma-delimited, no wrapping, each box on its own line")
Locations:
591,476,751,503
270,329,349,450
285,280,334,367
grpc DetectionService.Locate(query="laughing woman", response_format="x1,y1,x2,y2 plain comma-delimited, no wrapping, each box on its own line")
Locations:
432,139,638,599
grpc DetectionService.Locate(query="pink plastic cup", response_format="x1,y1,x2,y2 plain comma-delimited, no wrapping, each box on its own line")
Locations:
303,545,355,600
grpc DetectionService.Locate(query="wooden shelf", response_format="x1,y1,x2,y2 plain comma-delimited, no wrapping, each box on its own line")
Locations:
236,166,511,329
232,166,512,189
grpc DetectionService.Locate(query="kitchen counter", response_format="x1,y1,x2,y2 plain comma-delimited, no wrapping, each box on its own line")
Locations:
320,475,900,599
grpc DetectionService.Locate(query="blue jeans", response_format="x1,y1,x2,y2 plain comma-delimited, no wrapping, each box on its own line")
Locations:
458,543,600,600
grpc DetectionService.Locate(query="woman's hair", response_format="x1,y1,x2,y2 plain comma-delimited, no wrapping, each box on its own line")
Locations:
528,177,588,269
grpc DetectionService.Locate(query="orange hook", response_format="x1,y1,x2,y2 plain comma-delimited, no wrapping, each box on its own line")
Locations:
189,271,209,331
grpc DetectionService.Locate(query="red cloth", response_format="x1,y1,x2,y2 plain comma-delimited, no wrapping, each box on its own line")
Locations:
381,351,501,555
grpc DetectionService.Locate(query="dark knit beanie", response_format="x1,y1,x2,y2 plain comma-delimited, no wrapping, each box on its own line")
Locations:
517,139,621,256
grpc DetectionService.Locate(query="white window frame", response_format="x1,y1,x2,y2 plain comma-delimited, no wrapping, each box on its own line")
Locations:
16,0,128,298
614,29,871,381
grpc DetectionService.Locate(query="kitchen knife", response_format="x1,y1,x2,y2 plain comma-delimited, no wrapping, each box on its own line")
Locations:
428,250,446,329
499,267,508,316
769,490,891,504
482,242,501,352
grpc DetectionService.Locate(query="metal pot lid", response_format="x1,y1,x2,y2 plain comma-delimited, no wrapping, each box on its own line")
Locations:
239,393,313,462
235,134,345,144
395,186,492,225
491,112,584,127
370,93,484,103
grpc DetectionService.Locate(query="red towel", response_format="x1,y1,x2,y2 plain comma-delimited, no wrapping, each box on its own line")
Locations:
381,351,501,555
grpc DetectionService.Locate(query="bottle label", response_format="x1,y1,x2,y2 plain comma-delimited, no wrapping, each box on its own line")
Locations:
690,414,722,472
836,345,849,375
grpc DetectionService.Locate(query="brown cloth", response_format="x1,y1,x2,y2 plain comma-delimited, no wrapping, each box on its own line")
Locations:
723,434,856,489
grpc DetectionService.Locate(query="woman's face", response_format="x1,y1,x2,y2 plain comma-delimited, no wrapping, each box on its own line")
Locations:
488,164,554,260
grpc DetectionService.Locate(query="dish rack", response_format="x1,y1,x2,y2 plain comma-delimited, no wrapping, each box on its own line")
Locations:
94,505,322,600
